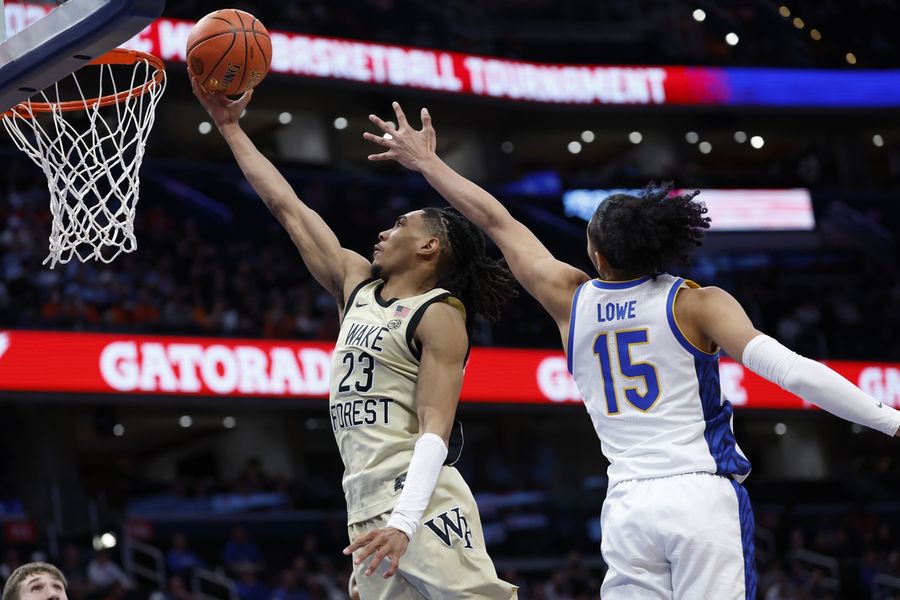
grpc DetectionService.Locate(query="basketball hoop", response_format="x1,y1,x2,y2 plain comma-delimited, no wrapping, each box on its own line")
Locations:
2,48,166,268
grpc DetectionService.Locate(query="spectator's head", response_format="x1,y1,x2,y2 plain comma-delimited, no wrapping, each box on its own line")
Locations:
4,549,21,567
173,533,188,550
301,534,318,555
231,527,247,543
279,569,297,591
167,576,190,600
236,568,257,585
291,557,307,577
2,562,68,600
61,547,79,568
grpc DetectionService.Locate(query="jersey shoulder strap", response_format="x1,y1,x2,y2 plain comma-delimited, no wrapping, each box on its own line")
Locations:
342,277,380,322
405,287,454,360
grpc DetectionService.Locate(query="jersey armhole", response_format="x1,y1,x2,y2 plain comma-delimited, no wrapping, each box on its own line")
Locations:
444,420,465,466
665,278,720,358
566,281,588,374
405,292,454,360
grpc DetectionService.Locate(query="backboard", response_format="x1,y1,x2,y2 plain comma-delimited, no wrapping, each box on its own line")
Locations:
0,0,165,113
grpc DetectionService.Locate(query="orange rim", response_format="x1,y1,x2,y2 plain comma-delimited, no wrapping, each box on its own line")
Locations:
3,48,166,119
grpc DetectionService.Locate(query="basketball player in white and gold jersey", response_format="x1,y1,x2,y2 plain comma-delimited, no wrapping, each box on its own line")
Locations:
192,83,518,599
366,102,900,600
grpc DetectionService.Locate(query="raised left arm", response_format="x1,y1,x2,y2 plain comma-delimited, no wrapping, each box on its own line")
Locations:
343,302,468,577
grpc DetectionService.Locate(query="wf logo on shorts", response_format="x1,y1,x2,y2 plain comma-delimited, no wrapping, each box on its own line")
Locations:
424,507,473,549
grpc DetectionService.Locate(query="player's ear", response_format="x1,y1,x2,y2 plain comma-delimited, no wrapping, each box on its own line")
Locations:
418,236,440,259
592,249,609,275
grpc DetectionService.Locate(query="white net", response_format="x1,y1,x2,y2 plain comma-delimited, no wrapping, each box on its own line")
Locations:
1,50,166,268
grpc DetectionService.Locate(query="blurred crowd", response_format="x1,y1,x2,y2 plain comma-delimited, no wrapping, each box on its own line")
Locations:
1,160,897,361
4,502,900,600
0,164,340,343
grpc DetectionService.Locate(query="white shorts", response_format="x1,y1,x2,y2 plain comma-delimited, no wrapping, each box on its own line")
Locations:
600,472,756,600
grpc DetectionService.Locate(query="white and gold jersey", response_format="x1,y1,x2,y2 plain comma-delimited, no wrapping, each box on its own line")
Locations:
330,278,459,524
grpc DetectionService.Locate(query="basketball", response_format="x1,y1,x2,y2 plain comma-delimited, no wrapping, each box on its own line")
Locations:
186,9,272,96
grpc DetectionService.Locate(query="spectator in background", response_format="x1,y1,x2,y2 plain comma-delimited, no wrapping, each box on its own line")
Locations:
236,458,270,494
296,536,320,572
86,550,132,593
149,575,193,600
0,549,23,583
223,528,263,575
234,568,268,600
0,553,17,586
165,534,200,579
304,558,343,600
58,546,88,600
270,569,309,600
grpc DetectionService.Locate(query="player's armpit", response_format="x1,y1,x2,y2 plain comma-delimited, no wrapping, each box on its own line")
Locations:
681,286,762,361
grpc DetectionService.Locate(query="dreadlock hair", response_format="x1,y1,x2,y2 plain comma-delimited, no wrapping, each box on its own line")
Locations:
587,182,710,276
421,207,518,327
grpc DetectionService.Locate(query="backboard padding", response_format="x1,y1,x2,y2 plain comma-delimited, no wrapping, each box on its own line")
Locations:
0,0,165,112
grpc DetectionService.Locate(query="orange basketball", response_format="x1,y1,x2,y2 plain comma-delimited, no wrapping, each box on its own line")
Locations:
186,9,272,96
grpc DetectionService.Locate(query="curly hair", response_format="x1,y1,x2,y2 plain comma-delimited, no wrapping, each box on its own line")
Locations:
587,183,710,275
421,207,518,325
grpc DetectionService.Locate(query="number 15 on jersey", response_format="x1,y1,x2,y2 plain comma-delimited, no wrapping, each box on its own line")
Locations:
593,328,661,415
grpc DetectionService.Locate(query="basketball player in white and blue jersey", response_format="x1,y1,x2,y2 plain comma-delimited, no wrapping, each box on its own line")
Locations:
192,85,518,599
365,102,900,600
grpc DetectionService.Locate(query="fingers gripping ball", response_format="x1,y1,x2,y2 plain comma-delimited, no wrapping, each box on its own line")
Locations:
186,9,272,95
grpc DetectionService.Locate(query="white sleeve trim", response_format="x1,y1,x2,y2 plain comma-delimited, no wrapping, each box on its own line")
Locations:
742,334,900,437
386,432,448,539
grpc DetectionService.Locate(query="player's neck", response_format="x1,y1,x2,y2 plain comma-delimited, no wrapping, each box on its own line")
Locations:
599,267,648,282
380,270,438,300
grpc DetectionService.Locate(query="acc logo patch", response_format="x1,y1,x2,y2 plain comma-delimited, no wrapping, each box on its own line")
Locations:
387,319,402,330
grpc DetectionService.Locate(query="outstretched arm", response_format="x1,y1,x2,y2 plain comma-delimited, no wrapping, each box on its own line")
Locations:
679,286,900,437
364,103,590,334
191,78,370,308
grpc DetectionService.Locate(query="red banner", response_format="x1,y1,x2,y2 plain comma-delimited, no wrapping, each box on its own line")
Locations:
2,520,36,544
0,331,897,409
124,20,685,105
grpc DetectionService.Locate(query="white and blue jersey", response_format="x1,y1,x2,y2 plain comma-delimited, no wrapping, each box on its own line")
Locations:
567,274,752,491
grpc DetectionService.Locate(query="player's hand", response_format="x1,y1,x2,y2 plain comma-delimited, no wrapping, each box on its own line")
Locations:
342,527,410,579
189,71,253,129
363,101,437,172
